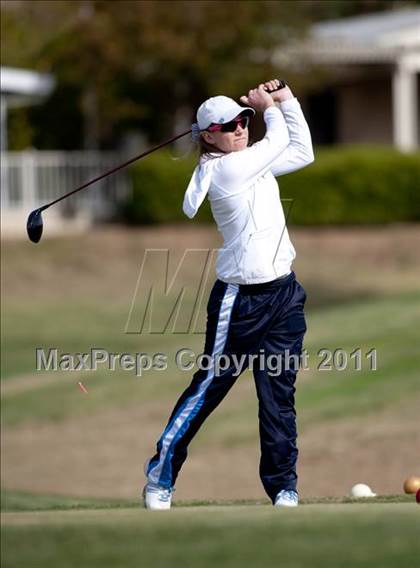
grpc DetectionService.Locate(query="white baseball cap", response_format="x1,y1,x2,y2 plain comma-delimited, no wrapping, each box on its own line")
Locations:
196,96,255,130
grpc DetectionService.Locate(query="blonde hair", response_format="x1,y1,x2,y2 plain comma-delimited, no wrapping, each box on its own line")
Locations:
197,135,225,159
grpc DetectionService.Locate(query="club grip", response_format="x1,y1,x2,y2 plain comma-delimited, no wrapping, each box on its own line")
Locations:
264,80,286,93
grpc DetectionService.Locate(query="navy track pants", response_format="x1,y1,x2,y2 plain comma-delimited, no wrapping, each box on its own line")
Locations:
147,271,307,503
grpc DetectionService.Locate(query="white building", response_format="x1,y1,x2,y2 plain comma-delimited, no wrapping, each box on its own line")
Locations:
1,67,130,238
1,66,55,151
275,8,420,151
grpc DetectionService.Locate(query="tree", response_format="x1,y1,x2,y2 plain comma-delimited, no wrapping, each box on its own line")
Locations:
2,0,416,149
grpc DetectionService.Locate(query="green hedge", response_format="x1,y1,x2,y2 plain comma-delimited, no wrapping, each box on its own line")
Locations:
122,147,420,225
122,150,199,224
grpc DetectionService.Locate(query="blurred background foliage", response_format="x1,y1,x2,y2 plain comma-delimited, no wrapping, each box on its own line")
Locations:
123,147,420,225
2,0,417,150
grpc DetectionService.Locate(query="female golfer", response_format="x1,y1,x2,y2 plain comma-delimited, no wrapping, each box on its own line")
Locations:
144,79,314,509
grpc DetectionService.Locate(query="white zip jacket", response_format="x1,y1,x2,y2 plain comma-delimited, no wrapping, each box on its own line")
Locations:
183,98,314,284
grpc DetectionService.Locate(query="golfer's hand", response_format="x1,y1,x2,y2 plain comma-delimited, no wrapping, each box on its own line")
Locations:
240,85,274,113
263,79,294,103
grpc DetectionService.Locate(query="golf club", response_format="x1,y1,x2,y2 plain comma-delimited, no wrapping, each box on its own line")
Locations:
26,80,286,243
26,129,192,243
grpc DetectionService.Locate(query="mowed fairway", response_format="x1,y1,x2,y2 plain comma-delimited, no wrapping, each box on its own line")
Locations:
2,499,419,568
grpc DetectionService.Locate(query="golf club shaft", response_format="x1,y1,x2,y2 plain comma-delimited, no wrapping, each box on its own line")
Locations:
40,80,286,211
42,129,192,210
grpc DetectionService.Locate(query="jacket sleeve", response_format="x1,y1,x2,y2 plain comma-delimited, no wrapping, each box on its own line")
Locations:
269,98,314,177
210,106,290,192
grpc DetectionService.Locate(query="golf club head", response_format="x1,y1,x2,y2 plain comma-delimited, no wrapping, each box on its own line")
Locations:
26,208,44,243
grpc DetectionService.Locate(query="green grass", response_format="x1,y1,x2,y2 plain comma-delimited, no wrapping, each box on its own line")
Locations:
1,299,206,381
2,227,420,429
1,489,136,512
2,501,419,568
2,292,420,428
2,229,420,568
1,489,413,512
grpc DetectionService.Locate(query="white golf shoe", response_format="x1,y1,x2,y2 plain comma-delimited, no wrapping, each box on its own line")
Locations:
274,490,299,507
143,482,173,510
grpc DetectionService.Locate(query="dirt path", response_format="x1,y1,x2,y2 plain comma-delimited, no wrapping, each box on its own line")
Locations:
3,225,420,302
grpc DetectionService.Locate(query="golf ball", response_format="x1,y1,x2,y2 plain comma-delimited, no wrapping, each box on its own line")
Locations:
350,483,376,498
403,476,420,494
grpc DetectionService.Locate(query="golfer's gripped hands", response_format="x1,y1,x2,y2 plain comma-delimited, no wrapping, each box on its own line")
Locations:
263,79,294,103
240,84,275,113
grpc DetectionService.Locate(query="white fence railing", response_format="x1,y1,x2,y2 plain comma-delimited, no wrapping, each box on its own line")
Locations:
1,151,131,221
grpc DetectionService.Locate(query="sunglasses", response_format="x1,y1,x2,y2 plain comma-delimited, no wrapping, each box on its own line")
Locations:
207,115,250,133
